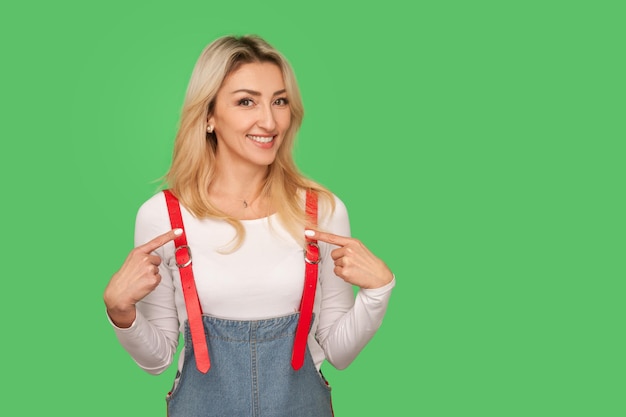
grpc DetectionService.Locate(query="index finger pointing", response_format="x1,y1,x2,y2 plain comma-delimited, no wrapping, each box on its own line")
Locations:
305,229,352,247
138,228,183,253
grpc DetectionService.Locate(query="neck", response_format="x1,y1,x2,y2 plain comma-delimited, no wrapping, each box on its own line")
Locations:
211,168,267,198
211,151,271,193
209,160,270,210
208,156,274,217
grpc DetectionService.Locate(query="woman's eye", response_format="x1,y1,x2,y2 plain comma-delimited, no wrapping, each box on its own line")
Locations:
274,97,289,106
238,98,254,107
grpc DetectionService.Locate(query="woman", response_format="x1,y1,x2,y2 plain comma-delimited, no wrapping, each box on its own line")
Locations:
104,34,395,416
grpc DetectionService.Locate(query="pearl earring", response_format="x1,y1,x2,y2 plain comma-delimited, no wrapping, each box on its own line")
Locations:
206,125,214,133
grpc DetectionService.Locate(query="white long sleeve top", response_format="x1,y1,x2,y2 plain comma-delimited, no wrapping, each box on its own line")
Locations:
110,192,395,375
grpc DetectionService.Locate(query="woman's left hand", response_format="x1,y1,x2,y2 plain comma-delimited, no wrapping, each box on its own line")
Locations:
305,230,394,289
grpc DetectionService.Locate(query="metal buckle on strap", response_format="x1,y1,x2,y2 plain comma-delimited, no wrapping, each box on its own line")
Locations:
175,245,192,268
304,241,320,265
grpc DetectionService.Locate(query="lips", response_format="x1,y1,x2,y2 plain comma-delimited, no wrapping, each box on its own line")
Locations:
247,135,275,144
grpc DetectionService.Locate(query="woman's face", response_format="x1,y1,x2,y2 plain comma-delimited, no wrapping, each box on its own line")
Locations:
209,61,291,170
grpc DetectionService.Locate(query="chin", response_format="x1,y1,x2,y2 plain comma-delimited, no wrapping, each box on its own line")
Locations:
257,157,278,167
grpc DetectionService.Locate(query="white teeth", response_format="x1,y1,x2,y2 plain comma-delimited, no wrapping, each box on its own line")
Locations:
247,135,274,143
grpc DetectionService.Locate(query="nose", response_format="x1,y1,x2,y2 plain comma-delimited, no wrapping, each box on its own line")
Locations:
257,103,277,131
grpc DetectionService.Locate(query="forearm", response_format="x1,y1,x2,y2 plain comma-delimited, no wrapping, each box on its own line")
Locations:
108,306,179,375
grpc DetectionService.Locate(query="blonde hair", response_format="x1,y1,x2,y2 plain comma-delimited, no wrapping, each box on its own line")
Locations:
165,35,334,249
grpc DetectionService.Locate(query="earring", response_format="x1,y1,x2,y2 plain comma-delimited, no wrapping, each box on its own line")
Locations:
206,125,214,133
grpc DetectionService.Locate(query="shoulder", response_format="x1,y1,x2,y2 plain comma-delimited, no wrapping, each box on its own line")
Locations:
315,188,347,213
136,192,169,221
134,191,170,246
317,192,350,236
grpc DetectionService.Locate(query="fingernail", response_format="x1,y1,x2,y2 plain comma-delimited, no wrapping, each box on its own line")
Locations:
304,230,315,237
174,228,183,236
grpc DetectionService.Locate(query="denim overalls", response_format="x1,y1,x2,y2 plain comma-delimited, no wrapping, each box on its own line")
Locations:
163,190,333,416
166,314,333,416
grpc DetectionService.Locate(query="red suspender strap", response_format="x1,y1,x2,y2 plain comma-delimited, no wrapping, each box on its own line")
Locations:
292,190,320,370
163,190,211,374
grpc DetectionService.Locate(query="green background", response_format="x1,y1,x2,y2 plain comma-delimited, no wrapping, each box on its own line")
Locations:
1,0,624,415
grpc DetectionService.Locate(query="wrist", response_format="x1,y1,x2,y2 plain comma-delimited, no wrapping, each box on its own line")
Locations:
104,298,137,328
106,307,137,329
368,270,394,289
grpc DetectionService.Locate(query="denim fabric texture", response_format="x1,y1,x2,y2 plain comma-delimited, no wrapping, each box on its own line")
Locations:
166,313,333,417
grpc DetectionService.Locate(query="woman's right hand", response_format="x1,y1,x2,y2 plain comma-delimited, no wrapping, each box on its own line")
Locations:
103,229,182,328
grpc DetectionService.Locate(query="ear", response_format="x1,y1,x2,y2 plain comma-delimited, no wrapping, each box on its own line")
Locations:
207,114,215,127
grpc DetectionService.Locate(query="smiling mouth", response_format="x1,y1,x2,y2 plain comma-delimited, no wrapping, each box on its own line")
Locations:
247,135,275,144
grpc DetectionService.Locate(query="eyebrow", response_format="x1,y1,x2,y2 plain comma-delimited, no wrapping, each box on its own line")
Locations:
231,88,287,96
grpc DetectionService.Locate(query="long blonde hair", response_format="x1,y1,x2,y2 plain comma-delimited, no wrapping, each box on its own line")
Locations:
165,35,334,249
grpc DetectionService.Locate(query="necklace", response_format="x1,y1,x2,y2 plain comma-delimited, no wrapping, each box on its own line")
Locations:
240,188,263,209
211,184,263,211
